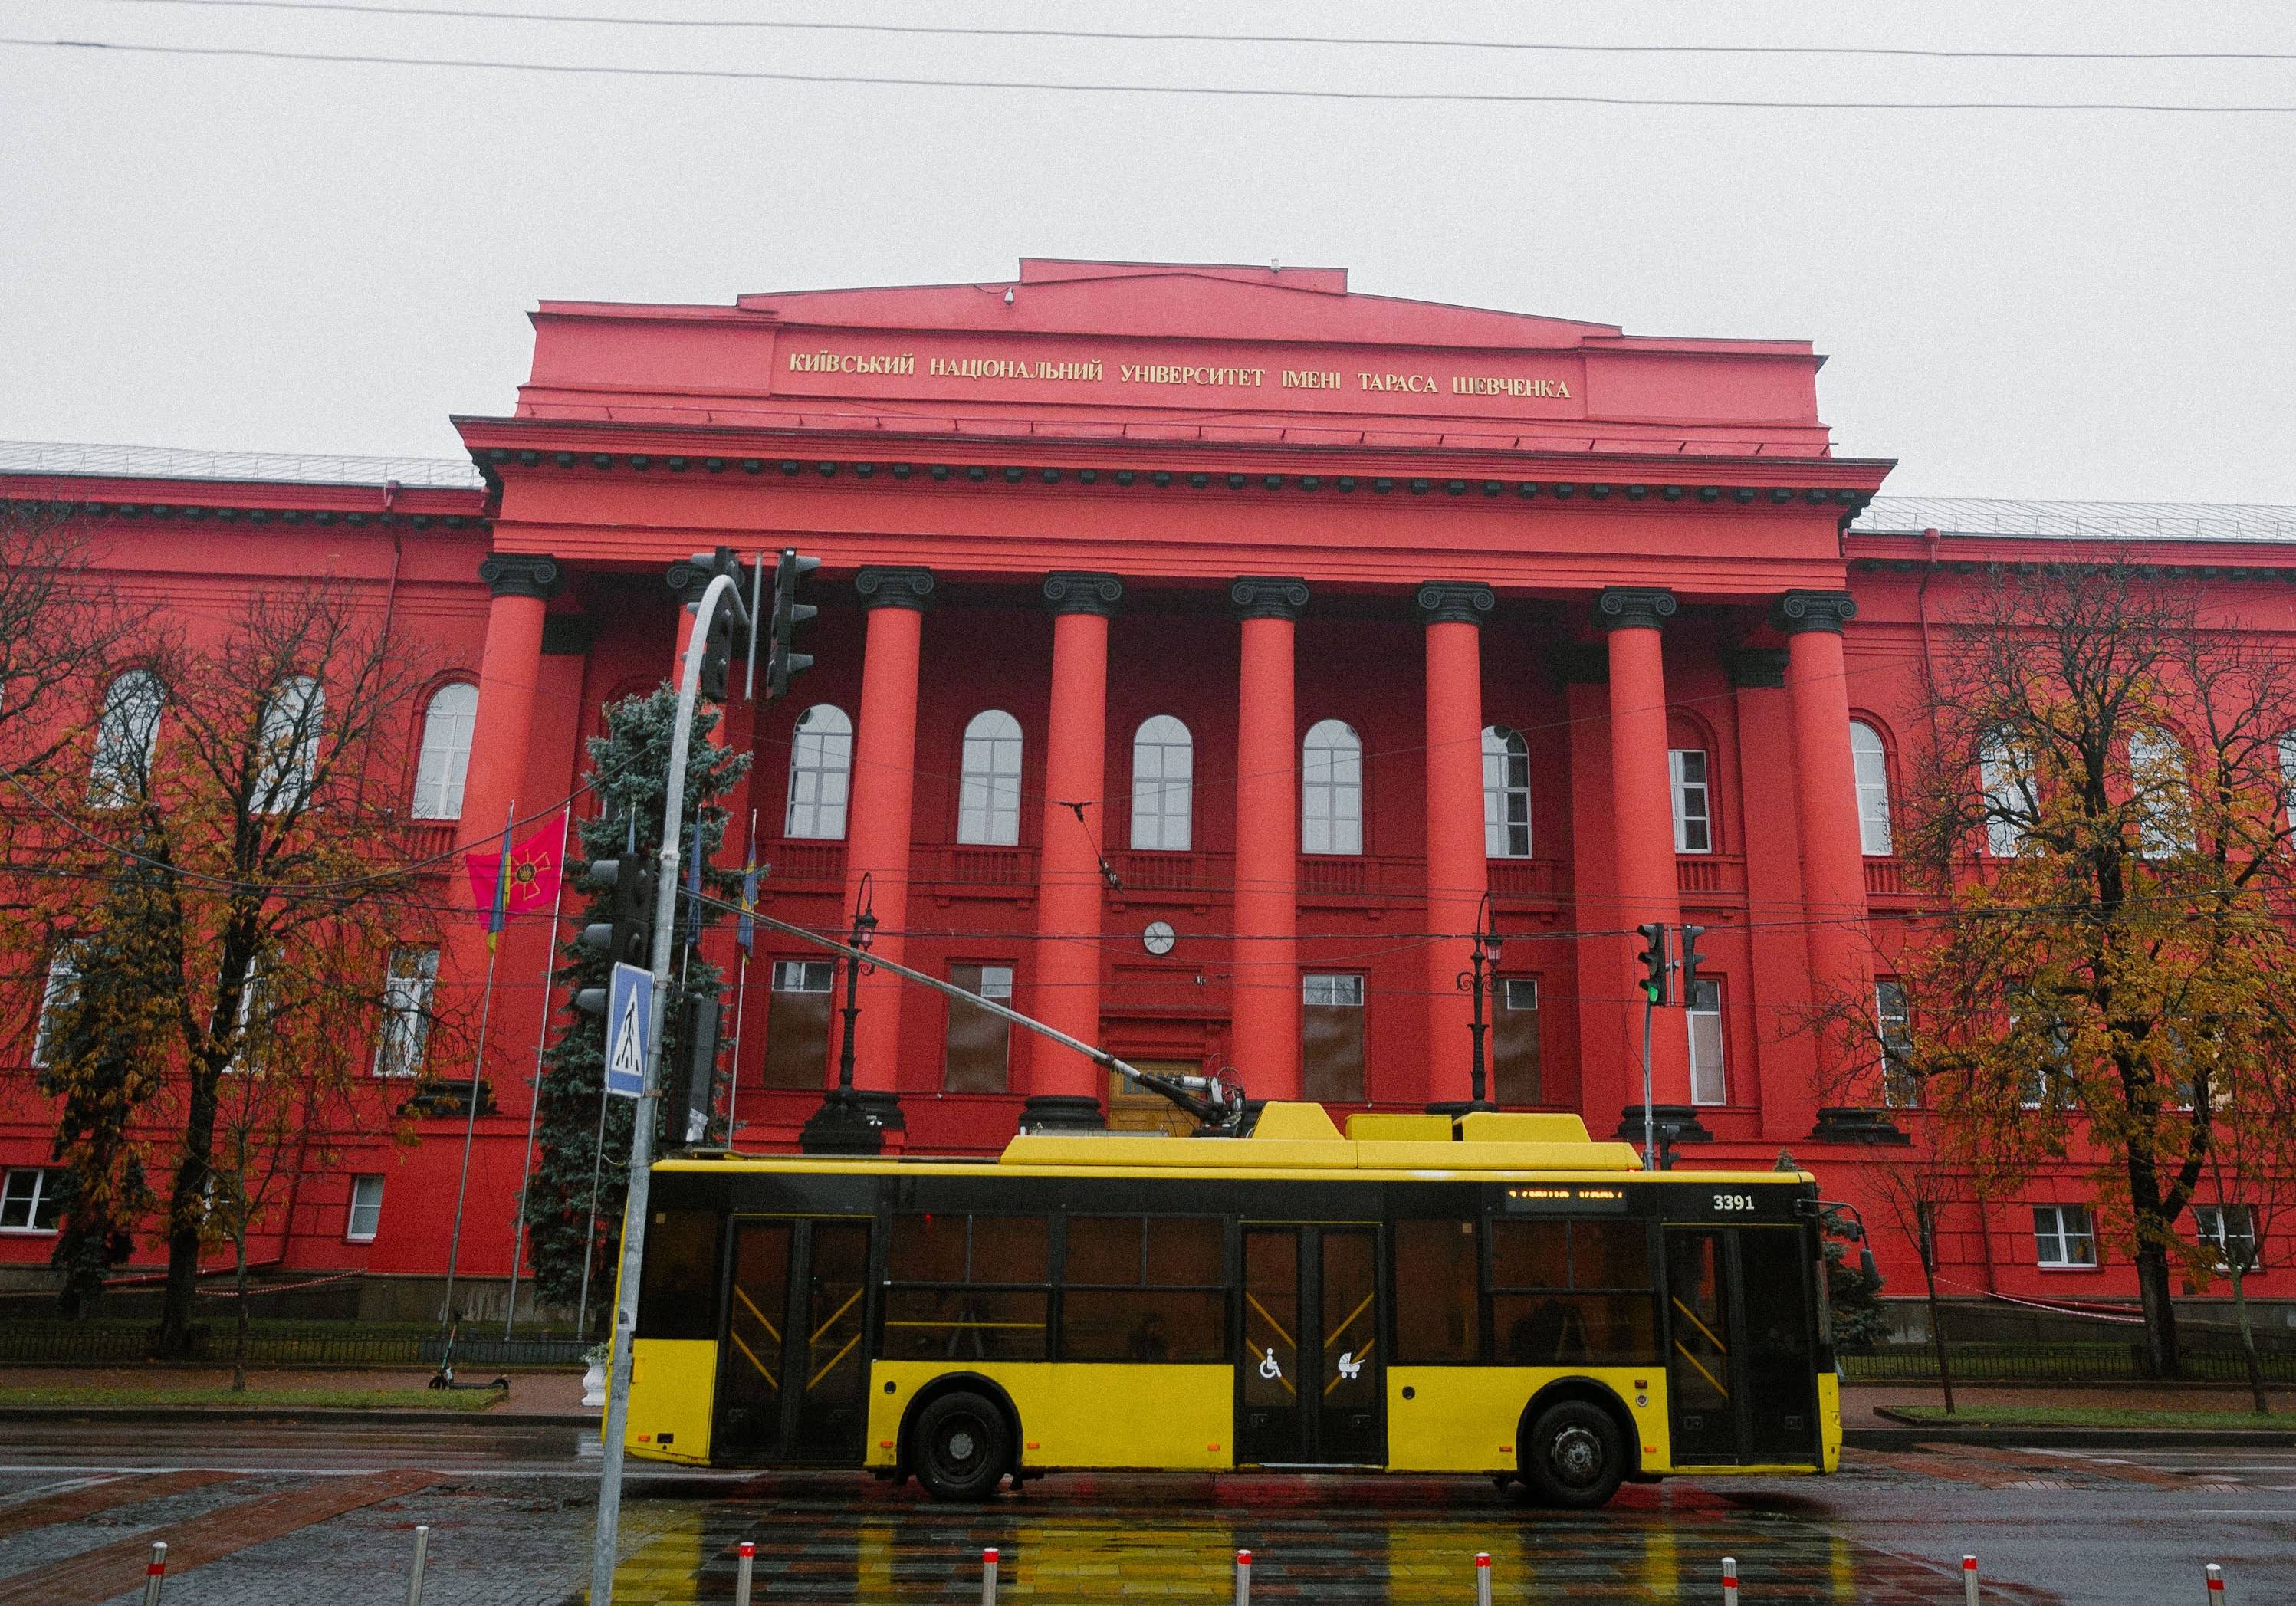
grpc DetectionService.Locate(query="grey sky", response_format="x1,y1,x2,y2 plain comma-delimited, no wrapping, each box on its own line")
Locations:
5,1,2291,502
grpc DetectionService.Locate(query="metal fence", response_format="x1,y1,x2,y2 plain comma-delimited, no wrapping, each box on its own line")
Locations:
1842,1338,2296,1384
0,1322,589,1370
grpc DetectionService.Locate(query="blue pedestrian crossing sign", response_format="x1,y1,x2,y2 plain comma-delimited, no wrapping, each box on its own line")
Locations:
604,962,652,1099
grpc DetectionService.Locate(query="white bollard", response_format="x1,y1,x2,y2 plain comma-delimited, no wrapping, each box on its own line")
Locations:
2206,1563,2225,1601
1475,1551,1493,1606
1963,1553,1979,1606
1723,1555,1739,1606
406,1525,429,1606
982,1545,999,1606
1235,1548,1253,1606
141,1541,167,1606
734,1540,756,1606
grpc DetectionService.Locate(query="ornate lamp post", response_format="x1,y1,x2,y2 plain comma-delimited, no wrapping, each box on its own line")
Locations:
1453,891,1505,1110
800,873,897,1154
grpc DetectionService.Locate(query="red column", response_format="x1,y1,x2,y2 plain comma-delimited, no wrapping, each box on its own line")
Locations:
1417,581,1495,1107
1028,573,1122,1129
1597,587,1693,1114
1779,590,1879,1118
1230,577,1309,1102
832,567,934,1112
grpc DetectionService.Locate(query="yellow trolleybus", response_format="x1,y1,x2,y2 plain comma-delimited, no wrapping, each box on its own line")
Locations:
616,1102,1841,1508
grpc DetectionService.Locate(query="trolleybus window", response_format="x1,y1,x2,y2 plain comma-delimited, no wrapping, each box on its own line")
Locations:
1490,1217,1656,1367
636,1208,722,1340
882,1213,1050,1361
1059,1216,1227,1362
1391,1217,1480,1363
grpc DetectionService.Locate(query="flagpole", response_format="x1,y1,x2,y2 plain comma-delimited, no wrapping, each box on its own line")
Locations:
504,803,572,1341
724,808,758,1145
441,800,514,1343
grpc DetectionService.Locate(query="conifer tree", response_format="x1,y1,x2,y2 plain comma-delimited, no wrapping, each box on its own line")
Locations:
521,688,748,1323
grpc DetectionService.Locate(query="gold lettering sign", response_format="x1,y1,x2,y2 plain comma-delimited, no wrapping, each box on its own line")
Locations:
782,348,1572,400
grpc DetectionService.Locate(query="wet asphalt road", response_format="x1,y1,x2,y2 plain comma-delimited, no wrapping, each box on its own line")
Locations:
0,1419,2290,1604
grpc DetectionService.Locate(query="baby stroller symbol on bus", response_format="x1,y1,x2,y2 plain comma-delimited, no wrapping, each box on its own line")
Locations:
1335,1351,1363,1381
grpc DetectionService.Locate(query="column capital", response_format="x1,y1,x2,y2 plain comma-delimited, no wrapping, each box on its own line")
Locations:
1415,580,1496,626
1042,571,1124,617
855,567,936,610
1230,575,1310,621
1775,589,1858,634
1728,647,1789,689
662,556,718,609
478,552,560,601
1593,586,1677,632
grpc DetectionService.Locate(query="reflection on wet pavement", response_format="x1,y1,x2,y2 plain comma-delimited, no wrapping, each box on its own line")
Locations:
598,1475,2020,1606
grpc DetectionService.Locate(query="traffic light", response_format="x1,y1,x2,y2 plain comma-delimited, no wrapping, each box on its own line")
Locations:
680,990,722,1145
766,547,820,701
1679,925,1709,1003
1635,922,1669,1006
680,547,751,702
572,855,658,1016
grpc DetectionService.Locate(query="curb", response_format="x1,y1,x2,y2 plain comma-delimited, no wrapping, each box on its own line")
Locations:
0,1405,598,1427
1848,1423,2296,1450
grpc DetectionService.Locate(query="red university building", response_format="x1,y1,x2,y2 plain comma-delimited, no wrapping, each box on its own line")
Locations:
5,259,2291,1327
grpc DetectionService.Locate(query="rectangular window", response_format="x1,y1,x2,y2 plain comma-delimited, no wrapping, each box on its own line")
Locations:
1670,748,1711,854
1393,1217,1480,1363
1877,980,1917,1107
883,1213,1050,1362
1302,973,1365,1102
1493,977,1542,1105
2032,1204,2098,1268
635,1207,722,1339
1980,733,2032,857
0,1168,61,1233
2193,1205,2262,1274
761,959,836,1089
1058,1215,1227,1363
1686,978,1726,1105
941,963,1014,1094
30,948,80,1069
373,946,439,1078
346,1174,384,1241
1490,1217,1656,1366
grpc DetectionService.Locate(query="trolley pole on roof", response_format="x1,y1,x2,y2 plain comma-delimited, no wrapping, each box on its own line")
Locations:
588,565,747,1606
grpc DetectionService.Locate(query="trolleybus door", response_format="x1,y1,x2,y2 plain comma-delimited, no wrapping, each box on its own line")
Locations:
716,1217,872,1463
1237,1224,1384,1466
1661,1225,1819,1466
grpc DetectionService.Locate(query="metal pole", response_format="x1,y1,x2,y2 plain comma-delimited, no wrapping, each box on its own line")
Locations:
1641,990,1657,1171
573,814,635,1344
724,809,757,1142
1963,1554,1979,1606
981,1546,999,1606
1722,1555,1739,1606
1233,1549,1252,1606
590,570,744,1606
734,1540,755,1606
506,804,573,1338
140,1542,166,1605
1474,1551,1493,1606
406,1525,429,1606
2206,1562,2225,1601
441,800,513,1338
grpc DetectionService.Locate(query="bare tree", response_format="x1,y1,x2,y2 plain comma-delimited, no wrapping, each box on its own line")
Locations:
1885,557,2296,1378
26,579,449,1355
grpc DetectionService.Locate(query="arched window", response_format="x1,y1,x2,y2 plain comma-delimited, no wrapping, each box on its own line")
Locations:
2129,727,2191,856
89,668,163,806
255,675,324,815
957,710,1024,846
1130,715,1194,851
783,704,853,840
1302,719,1362,856
409,682,478,820
1483,726,1531,858
1850,721,1894,856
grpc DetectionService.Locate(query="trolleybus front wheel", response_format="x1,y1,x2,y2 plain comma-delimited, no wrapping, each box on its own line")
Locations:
911,1390,1012,1502
1521,1400,1625,1509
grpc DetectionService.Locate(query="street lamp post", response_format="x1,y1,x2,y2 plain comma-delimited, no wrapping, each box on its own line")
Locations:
800,873,899,1153
1447,891,1505,1112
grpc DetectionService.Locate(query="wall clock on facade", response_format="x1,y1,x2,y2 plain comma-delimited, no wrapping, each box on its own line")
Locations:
1141,920,1178,956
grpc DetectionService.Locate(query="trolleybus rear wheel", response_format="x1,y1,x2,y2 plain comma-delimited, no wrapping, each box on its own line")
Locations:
912,1391,1011,1502
1521,1400,1625,1509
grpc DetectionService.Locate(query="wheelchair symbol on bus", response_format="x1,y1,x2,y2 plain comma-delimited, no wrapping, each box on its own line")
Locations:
1258,1348,1283,1381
